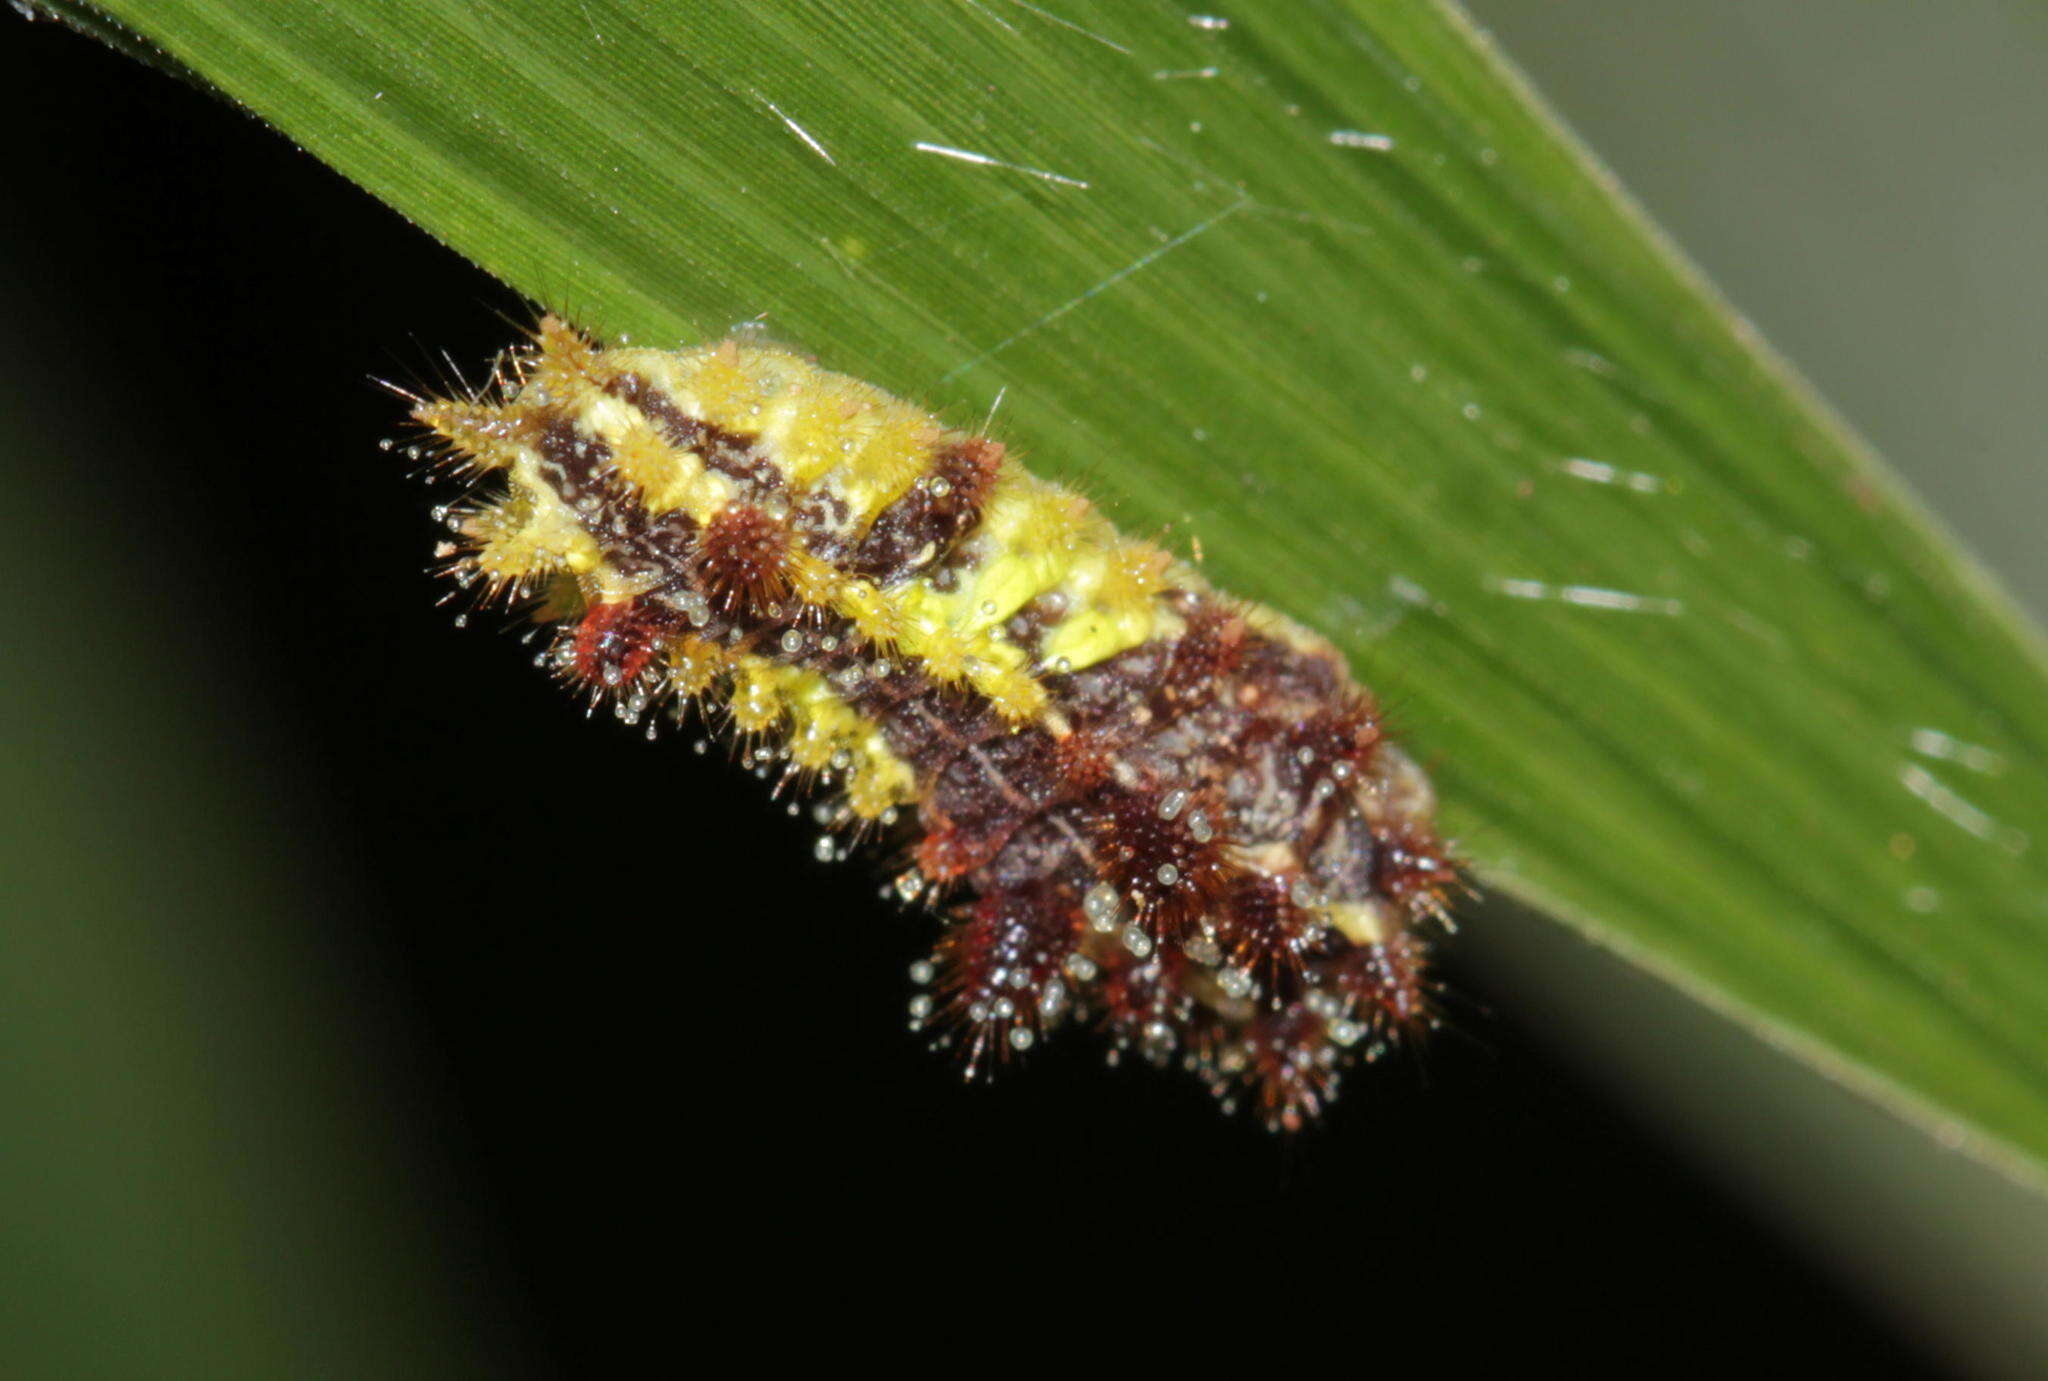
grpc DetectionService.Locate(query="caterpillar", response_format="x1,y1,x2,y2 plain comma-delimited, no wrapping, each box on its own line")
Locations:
405,317,1460,1129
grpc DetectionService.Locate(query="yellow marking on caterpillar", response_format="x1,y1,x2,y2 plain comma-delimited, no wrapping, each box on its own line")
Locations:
417,319,1198,785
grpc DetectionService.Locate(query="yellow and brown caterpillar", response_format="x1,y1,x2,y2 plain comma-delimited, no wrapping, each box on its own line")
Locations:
408,317,1459,1128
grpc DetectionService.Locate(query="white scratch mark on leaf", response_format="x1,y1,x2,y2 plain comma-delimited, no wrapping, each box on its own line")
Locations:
1003,0,1130,53
1328,130,1396,152
939,198,1250,382
1900,763,2029,855
1909,728,2008,778
957,0,1021,35
762,97,836,166
1559,456,1666,494
1489,578,1684,617
912,141,1090,189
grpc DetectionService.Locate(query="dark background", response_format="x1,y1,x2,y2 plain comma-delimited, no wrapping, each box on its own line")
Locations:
0,16,1954,1377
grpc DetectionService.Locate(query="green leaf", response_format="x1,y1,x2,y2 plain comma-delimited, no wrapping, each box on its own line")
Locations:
80,0,2048,1181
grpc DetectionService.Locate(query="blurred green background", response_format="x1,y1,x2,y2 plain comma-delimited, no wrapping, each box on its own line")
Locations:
2,2,2043,1375
0,324,500,1377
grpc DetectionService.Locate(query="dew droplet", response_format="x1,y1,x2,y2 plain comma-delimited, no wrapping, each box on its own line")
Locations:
1084,883,1121,931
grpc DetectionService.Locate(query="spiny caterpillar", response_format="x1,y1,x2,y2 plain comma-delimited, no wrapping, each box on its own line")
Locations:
406,317,1460,1129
